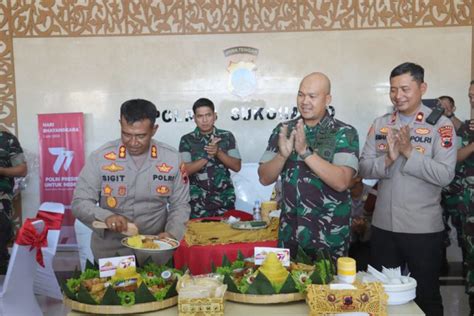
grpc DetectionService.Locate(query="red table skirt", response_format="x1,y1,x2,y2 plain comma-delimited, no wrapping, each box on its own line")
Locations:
174,239,277,275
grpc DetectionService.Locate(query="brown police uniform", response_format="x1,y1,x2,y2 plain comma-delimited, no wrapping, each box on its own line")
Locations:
72,139,191,263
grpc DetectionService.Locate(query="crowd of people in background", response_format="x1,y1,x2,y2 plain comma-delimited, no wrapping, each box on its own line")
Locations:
0,62,472,316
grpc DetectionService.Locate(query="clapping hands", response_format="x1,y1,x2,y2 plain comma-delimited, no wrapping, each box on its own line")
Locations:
387,125,412,162
278,119,310,158
205,135,222,158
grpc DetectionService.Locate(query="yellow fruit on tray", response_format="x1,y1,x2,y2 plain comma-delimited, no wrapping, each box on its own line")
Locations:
258,252,289,286
127,235,143,248
111,266,142,286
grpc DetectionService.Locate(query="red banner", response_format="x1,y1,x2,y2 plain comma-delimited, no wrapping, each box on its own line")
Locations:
38,113,85,245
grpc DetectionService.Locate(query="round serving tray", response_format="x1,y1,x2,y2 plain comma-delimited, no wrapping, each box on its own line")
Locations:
64,295,177,314
225,291,305,304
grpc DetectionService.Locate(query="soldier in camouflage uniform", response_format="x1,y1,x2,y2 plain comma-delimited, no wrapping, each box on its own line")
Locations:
439,96,465,274
0,131,27,274
258,73,359,261
459,81,474,315
179,98,241,218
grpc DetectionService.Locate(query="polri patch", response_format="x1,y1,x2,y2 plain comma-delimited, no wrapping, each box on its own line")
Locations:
156,163,173,173
438,125,453,148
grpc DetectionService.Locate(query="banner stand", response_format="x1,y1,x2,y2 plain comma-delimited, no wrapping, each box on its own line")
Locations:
38,113,85,248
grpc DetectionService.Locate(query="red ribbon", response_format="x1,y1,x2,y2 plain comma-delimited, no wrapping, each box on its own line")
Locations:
36,210,63,230
15,219,48,267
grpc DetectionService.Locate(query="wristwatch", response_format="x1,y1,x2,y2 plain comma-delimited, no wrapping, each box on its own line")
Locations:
300,147,313,160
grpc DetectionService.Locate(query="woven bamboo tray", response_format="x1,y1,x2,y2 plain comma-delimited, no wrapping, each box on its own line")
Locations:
64,295,177,314
178,296,224,316
225,291,305,304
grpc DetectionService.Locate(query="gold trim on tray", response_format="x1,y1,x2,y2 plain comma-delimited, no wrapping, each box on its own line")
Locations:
63,295,177,314
225,291,305,304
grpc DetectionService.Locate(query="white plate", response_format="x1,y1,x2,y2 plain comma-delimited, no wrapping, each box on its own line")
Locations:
231,221,268,230
121,235,180,253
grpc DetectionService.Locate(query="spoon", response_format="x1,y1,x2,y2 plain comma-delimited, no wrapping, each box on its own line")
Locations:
92,220,139,236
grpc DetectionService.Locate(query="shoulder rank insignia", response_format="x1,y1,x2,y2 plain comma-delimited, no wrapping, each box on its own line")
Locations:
379,127,389,135
106,196,117,208
156,185,170,194
389,112,397,124
438,125,453,148
415,112,424,123
415,128,430,135
119,145,126,159
180,163,189,184
102,163,125,172
156,163,173,173
151,145,158,159
104,152,117,160
103,185,112,196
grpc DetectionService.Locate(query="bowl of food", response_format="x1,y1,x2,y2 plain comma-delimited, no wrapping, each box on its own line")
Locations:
122,235,180,253
382,277,417,305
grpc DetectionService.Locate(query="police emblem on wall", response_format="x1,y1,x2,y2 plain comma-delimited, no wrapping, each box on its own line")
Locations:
224,46,258,99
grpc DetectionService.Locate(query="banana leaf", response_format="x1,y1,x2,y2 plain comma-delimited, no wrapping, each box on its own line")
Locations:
221,254,231,267
164,278,178,299
60,279,76,300
246,272,275,295
71,266,81,279
278,274,297,294
134,282,156,304
77,284,98,305
100,286,121,305
165,256,174,268
85,259,98,271
223,273,240,293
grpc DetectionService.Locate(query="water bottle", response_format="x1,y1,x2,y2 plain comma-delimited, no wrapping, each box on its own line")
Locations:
253,200,262,221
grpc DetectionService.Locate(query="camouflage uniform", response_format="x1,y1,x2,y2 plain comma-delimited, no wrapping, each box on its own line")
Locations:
457,122,474,294
441,156,465,255
179,127,241,218
260,114,359,261
0,131,26,269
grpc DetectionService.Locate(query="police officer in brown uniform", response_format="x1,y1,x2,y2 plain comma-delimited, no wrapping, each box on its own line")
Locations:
360,63,457,316
72,99,191,264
